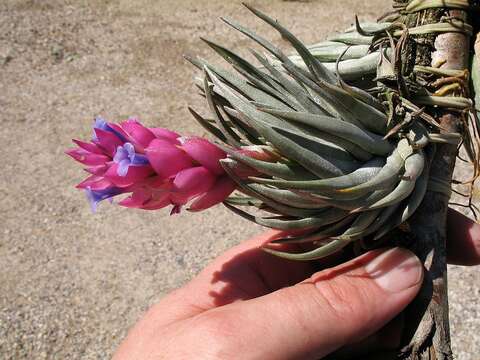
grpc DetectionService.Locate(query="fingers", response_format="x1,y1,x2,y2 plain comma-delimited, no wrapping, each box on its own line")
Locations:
189,229,318,303
112,230,313,360
142,230,316,327
447,208,480,266
198,247,423,360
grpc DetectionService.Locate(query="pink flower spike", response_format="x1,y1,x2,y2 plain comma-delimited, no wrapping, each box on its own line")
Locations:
173,166,216,198
66,148,110,166
180,137,226,175
72,139,104,154
119,187,172,210
145,139,192,180
145,176,173,190
119,119,156,149
141,198,173,210
85,164,108,176
189,176,236,211
118,188,152,208
104,122,129,142
118,197,143,208
150,128,180,144
76,175,113,190
94,128,124,156
104,163,153,188
69,117,233,214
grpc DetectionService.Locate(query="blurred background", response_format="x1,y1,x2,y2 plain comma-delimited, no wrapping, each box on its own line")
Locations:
0,0,478,358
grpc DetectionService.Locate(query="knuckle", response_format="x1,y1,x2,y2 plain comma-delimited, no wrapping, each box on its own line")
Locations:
312,275,374,325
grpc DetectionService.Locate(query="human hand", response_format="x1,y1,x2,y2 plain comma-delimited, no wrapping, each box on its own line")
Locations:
113,208,480,360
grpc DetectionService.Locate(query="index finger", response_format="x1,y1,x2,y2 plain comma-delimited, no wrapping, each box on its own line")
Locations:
143,230,318,327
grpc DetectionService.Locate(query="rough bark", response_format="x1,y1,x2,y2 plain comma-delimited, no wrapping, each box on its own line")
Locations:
396,7,470,360
398,117,459,360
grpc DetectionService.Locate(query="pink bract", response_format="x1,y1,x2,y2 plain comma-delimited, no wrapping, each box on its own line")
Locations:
67,117,236,213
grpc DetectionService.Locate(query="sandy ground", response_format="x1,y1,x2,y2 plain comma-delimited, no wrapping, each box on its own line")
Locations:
0,0,478,359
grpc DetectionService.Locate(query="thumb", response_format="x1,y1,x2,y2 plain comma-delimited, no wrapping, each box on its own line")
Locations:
207,247,423,359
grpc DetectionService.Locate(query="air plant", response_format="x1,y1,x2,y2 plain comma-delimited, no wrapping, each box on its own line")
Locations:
185,4,476,261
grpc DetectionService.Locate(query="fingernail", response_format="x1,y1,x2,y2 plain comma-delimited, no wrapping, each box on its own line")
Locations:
364,248,423,293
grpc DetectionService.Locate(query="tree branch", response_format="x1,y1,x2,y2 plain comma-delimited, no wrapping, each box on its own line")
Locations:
397,7,470,360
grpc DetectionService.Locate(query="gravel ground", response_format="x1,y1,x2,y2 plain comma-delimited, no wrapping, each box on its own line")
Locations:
0,0,478,359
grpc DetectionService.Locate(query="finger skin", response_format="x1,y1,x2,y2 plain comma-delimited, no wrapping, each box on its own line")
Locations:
150,229,347,327
447,208,480,266
191,248,422,360
112,230,309,359
114,248,423,360
137,230,315,326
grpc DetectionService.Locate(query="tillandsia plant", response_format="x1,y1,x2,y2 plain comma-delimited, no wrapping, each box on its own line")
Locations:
185,4,476,262
68,1,480,359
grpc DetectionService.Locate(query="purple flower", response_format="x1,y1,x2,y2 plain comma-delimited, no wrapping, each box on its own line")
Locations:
93,116,126,142
113,142,149,177
85,186,124,212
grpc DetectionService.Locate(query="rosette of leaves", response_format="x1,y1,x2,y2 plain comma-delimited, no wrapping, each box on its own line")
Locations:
186,4,467,261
